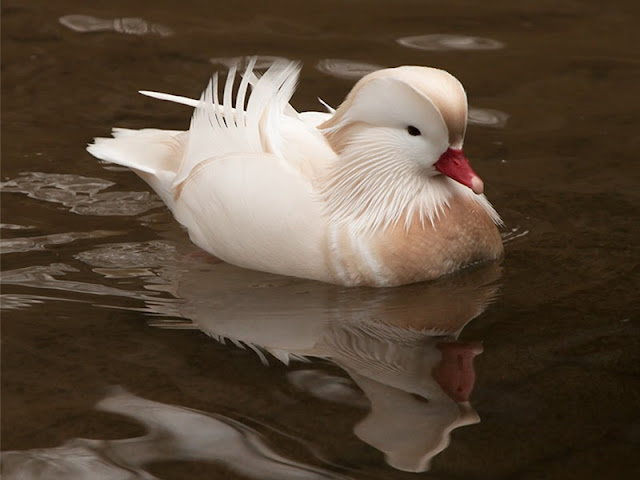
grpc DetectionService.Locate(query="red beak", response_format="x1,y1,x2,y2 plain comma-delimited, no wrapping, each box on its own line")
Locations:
434,148,484,194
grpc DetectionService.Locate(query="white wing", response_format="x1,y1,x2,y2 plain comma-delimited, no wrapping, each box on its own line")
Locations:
173,152,332,283
173,58,304,187
89,58,340,284
134,58,339,182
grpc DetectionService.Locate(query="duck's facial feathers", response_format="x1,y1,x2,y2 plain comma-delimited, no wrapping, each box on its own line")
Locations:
390,66,468,148
321,76,449,170
317,66,500,234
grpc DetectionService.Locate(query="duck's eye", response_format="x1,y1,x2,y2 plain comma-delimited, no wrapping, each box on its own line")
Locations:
407,125,421,136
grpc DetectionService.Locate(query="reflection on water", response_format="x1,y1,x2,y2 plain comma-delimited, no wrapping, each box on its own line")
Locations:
0,223,36,230
59,15,173,37
288,370,369,408
501,226,530,244
1,388,348,480
1,232,501,473
0,263,161,303
210,55,288,71
397,34,504,51
315,59,383,80
143,258,501,472
0,173,163,216
0,230,120,254
467,107,510,128
0,293,83,311
75,241,178,279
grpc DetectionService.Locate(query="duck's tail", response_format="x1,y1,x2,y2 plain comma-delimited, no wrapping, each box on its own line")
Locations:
87,127,184,208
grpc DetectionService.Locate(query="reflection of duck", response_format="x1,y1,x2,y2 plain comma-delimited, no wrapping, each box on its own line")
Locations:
1,387,347,480
147,259,501,472
88,58,502,286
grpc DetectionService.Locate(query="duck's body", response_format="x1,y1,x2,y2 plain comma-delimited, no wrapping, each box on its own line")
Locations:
88,58,503,286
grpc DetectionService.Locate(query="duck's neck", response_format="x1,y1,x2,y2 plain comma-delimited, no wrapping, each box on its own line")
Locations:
319,147,462,233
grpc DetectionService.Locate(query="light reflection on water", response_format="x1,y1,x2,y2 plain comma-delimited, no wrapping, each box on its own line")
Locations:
315,59,383,80
0,262,162,303
0,173,163,216
0,230,120,254
467,107,510,128
59,15,173,37
397,34,504,51
210,55,289,71
2,388,349,480
144,259,500,472
0,293,84,311
1,230,501,474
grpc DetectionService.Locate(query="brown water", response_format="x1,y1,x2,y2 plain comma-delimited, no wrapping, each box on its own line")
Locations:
2,0,639,478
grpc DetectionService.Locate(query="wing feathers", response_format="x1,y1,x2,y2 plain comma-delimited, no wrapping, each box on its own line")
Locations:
138,90,200,108
222,64,236,127
235,56,256,130
170,57,302,187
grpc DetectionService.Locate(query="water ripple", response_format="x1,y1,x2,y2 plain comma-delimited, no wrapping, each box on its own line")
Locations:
288,370,369,408
75,241,176,268
397,34,504,51
75,241,178,278
1,172,163,216
210,55,289,70
316,59,383,80
1,230,120,254
0,263,159,303
0,293,82,311
501,226,530,244
468,107,510,128
59,14,173,37
1,388,348,480
0,224,35,230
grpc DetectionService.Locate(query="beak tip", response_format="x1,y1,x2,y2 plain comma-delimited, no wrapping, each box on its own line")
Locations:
471,177,484,195
436,148,485,194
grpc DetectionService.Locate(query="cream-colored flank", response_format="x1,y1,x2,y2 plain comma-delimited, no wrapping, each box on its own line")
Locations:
88,58,503,286
325,194,502,286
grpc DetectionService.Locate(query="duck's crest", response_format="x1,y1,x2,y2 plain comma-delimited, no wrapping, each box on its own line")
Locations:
172,57,302,187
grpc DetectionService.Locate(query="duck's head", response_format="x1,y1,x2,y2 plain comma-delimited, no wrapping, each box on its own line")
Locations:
320,66,484,194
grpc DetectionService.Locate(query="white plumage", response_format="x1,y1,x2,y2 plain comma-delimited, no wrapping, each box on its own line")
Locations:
88,58,503,286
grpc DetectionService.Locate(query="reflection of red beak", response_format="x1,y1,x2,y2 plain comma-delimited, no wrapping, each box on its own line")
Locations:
435,148,484,194
432,341,483,402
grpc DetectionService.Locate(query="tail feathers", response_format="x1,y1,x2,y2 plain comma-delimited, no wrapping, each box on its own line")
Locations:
88,128,184,174
88,128,185,208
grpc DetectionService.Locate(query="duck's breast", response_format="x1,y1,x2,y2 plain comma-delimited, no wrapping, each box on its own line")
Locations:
328,195,503,286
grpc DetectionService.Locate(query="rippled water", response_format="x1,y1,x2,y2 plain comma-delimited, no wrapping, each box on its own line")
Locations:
315,59,383,80
2,0,639,479
396,34,505,51
59,14,174,37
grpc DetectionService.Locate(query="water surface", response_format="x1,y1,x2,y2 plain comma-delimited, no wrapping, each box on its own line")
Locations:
2,0,639,478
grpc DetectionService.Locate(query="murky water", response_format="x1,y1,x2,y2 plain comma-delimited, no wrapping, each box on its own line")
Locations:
2,0,639,478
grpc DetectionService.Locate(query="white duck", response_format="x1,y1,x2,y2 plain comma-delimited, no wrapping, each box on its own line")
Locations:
88,57,503,286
